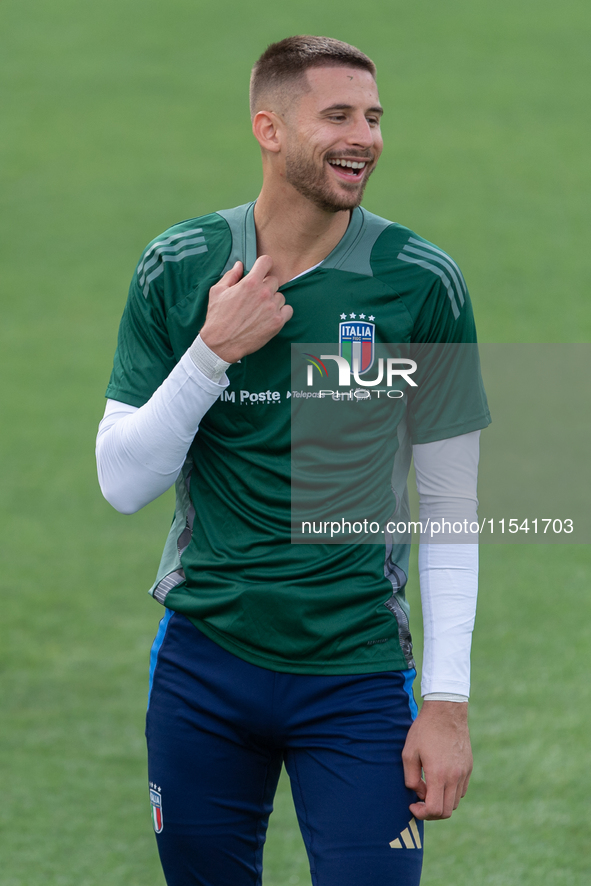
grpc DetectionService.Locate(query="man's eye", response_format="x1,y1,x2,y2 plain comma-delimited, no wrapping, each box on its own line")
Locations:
329,115,346,122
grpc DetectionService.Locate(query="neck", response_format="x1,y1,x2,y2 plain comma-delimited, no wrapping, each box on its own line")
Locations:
254,181,352,286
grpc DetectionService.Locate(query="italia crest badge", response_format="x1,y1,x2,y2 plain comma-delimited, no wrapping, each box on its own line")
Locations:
150,787,163,833
339,317,375,374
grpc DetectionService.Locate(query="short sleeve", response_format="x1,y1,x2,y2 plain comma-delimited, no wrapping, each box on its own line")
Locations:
407,264,490,444
105,264,176,408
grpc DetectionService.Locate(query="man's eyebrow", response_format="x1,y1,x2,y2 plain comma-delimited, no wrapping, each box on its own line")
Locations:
320,103,384,116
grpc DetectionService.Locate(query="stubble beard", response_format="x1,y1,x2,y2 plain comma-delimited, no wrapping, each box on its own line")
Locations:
284,142,375,214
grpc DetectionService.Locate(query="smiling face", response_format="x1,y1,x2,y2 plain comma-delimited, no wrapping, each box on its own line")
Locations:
282,65,384,213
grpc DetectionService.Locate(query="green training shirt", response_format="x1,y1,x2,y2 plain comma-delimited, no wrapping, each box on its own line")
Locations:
106,202,490,675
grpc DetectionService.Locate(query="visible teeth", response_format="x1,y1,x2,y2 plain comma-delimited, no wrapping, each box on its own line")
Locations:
329,159,366,169
328,160,366,169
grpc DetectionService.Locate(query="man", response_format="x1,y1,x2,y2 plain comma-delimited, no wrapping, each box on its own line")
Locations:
96,36,489,886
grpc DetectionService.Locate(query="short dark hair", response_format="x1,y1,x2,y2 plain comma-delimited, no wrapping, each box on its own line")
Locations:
250,35,376,118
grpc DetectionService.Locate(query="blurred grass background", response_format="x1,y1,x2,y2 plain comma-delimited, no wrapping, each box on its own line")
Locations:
1,0,590,883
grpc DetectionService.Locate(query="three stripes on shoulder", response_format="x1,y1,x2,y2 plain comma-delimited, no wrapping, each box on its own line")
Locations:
138,229,209,297
135,228,465,323
136,228,438,864
398,237,466,320
389,816,422,849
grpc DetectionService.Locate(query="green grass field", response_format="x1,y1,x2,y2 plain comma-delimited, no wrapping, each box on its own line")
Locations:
1,0,590,883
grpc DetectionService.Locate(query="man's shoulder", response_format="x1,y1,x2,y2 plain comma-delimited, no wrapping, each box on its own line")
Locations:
135,205,250,301
147,203,252,240
364,211,463,279
364,212,468,321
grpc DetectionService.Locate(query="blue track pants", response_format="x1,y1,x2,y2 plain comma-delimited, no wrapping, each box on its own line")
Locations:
146,611,423,885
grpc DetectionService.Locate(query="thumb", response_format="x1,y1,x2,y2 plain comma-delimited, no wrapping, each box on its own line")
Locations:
217,260,243,291
403,753,424,794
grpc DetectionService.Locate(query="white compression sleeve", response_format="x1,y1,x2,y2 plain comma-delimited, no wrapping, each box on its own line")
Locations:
413,431,480,699
96,338,230,514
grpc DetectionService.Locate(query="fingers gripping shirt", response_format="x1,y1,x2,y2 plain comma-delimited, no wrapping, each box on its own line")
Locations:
102,202,490,676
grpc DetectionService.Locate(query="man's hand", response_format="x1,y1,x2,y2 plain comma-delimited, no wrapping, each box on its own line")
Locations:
200,256,293,363
402,700,473,820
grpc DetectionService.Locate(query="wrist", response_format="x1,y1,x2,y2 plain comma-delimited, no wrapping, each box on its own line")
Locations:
189,334,232,382
199,326,241,364
419,698,469,723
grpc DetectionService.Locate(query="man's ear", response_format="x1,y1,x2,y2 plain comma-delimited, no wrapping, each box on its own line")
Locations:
252,110,284,154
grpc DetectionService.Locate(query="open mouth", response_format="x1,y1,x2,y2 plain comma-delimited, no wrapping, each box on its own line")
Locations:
327,158,369,182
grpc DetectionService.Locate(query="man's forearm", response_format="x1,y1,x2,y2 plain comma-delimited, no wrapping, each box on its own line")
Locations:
418,543,478,698
96,338,230,513
413,432,480,699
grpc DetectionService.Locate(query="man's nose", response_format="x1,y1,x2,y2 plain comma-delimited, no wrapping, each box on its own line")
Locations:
346,115,375,147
